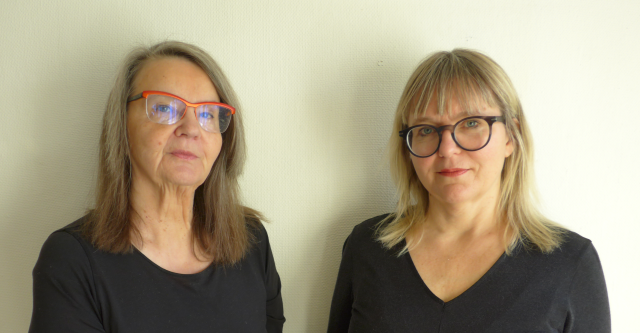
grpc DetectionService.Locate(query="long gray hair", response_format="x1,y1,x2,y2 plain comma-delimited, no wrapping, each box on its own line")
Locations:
83,41,262,265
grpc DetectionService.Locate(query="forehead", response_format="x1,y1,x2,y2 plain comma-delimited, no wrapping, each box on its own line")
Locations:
407,92,499,125
132,57,218,101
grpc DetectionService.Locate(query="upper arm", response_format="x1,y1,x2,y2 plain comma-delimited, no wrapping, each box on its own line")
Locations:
327,233,354,333
564,243,611,333
259,227,285,333
29,232,105,333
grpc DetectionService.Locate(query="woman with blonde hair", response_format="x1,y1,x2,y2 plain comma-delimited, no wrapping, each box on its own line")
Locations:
328,49,609,332
29,41,284,332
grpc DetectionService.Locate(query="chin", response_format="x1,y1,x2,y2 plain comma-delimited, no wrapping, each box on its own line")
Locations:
431,187,473,205
164,172,208,188
170,179,206,188
438,195,470,205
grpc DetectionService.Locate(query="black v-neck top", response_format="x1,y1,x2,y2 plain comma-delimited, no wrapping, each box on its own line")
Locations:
327,214,610,333
29,216,285,333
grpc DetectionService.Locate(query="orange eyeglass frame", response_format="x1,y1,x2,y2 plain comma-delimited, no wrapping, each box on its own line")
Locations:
127,90,236,115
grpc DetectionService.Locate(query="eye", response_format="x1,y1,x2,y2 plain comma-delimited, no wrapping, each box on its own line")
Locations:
418,127,434,136
200,111,216,119
154,104,175,113
463,120,479,128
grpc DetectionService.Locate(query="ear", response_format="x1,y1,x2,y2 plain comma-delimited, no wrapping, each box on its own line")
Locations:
504,118,519,158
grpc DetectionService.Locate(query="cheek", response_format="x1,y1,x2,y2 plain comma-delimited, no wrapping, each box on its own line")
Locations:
410,156,435,185
409,156,422,175
473,147,507,175
204,134,223,164
474,131,510,167
129,124,171,163
410,154,434,171
141,131,165,151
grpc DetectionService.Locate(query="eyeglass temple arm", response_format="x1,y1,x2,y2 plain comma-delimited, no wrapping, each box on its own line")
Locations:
127,93,143,103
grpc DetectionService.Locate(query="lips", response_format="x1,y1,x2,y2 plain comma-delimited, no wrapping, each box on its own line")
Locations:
171,150,197,160
437,168,468,177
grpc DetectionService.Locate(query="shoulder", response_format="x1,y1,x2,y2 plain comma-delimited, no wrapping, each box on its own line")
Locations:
242,208,270,247
33,216,95,278
247,218,270,248
244,219,275,266
557,230,604,276
553,230,597,261
347,213,391,244
42,216,91,255
540,230,609,323
341,213,394,257
518,229,601,275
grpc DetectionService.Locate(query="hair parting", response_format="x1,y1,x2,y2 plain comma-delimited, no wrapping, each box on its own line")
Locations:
83,41,262,265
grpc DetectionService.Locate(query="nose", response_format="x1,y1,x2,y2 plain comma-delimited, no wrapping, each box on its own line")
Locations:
438,128,461,158
175,107,201,138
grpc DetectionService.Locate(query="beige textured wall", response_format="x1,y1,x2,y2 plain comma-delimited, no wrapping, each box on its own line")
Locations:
1,0,638,331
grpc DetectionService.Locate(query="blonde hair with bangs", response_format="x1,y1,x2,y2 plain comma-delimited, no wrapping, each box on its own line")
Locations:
379,49,565,255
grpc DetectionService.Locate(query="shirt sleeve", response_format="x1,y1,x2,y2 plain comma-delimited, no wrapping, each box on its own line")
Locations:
327,233,354,333
262,228,285,333
29,231,105,333
564,242,611,333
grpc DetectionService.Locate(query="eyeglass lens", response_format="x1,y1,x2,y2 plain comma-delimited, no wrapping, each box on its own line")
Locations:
407,118,491,157
145,94,233,133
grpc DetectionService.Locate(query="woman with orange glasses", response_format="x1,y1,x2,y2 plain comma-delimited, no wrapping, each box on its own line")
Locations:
29,41,285,332
328,49,610,332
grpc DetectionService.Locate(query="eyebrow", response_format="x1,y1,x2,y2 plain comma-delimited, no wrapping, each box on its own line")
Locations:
411,111,480,124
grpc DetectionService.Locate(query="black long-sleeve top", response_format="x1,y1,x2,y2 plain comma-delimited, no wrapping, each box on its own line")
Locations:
29,216,285,333
328,214,610,332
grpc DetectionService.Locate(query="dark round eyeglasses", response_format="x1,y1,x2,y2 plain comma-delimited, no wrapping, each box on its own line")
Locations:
399,116,505,158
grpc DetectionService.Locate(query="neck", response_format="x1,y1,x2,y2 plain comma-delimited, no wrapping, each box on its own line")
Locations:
129,176,198,248
419,191,504,242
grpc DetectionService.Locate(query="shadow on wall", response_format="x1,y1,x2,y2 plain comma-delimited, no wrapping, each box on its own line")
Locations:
0,35,124,330
300,43,419,332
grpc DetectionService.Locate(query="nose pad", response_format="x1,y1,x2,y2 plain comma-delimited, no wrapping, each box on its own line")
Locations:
175,106,202,136
438,129,460,157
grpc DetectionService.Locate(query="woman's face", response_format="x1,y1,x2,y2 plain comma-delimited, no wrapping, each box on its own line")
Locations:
127,57,223,190
408,97,514,207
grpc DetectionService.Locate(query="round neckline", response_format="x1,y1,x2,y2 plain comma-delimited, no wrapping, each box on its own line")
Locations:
132,245,216,277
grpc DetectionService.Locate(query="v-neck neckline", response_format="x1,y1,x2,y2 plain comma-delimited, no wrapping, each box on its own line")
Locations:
403,244,508,306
